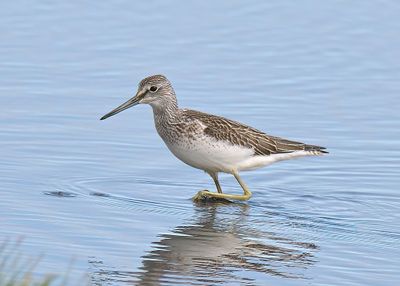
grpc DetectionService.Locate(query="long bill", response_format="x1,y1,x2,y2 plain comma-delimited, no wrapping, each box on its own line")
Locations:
100,90,145,120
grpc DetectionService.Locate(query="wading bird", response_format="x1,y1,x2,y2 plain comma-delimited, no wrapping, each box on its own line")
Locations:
101,75,327,202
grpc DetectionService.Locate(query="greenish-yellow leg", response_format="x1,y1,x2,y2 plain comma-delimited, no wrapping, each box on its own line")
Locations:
209,172,223,193
192,171,252,201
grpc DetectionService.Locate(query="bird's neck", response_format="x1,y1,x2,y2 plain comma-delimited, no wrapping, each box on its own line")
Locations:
151,100,181,143
151,98,179,124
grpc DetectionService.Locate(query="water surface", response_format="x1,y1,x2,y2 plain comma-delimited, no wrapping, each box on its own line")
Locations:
1,1,399,285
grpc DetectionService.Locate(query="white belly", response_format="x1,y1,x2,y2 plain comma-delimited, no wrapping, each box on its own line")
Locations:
164,138,254,173
164,138,315,174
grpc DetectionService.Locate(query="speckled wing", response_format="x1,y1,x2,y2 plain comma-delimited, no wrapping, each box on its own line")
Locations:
184,110,327,156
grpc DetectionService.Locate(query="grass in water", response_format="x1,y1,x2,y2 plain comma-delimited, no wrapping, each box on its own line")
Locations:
0,238,57,286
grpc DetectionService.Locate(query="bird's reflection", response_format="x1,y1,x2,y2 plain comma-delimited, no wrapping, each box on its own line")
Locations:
90,203,318,285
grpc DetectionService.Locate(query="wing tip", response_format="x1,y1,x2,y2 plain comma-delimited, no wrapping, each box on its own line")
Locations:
305,145,329,154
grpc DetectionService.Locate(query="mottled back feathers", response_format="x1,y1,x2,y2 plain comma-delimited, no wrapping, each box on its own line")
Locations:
182,110,327,156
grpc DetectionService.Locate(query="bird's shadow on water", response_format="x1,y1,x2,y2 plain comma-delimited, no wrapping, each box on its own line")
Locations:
89,201,319,286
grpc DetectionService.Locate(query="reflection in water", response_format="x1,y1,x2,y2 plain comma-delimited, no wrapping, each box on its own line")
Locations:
89,203,318,285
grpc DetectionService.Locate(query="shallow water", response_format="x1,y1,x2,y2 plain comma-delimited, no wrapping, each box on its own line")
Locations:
1,1,400,285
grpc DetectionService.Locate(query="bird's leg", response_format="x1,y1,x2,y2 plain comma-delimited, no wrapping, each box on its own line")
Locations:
233,171,253,200
209,172,223,193
192,171,252,202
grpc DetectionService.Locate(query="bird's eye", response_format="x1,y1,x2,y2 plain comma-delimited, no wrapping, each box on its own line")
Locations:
149,86,158,92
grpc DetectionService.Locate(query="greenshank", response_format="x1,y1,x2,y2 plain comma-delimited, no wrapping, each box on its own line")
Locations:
100,75,327,202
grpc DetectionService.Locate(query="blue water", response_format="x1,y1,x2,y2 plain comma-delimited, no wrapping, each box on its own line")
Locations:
1,1,399,285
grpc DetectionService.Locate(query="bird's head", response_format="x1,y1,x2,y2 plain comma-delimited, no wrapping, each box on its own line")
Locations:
100,74,177,120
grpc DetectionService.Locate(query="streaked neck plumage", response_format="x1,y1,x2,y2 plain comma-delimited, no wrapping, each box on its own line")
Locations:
150,90,178,118
149,88,181,141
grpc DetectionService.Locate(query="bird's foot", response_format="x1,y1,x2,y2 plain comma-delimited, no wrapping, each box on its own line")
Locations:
192,190,232,204
192,190,211,202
